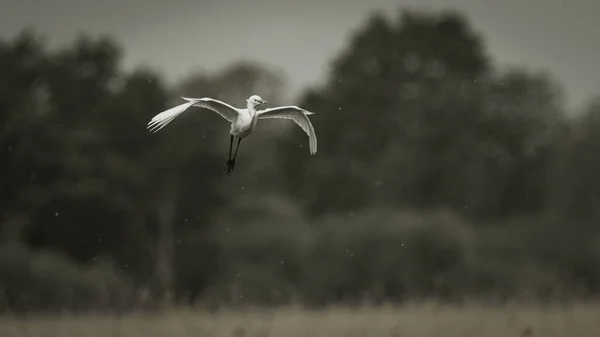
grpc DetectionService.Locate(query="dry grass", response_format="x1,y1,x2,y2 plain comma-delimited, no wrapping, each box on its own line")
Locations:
1,301,599,337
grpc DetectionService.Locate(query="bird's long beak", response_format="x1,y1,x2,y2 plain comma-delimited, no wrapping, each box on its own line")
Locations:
261,99,268,105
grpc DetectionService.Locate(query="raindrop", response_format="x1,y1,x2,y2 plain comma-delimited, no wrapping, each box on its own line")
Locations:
55,212,59,217
97,238,103,244
7,146,12,151
241,186,244,190
374,180,382,187
176,239,182,245
281,260,285,264
226,228,230,232
124,264,129,268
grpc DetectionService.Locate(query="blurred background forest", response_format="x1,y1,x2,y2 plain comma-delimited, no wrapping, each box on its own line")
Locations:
2,7,600,314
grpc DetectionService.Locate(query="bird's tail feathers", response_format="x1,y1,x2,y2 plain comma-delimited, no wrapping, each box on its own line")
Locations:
147,100,197,133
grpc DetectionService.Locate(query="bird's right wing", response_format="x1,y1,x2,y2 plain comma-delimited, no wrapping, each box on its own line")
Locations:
147,97,240,133
257,106,317,154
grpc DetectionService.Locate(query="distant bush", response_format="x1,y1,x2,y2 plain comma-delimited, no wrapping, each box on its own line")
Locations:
0,242,133,313
170,204,600,309
185,194,312,308
181,201,479,307
298,208,476,306
3,207,599,312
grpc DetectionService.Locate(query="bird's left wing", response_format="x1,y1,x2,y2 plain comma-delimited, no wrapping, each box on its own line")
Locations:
257,106,317,154
181,97,240,122
147,97,240,133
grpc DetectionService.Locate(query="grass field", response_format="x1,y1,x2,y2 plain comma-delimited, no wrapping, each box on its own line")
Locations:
1,302,599,337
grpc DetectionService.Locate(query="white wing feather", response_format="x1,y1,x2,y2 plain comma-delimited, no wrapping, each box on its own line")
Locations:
147,97,240,133
147,100,197,133
257,106,317,154
181,97,240,122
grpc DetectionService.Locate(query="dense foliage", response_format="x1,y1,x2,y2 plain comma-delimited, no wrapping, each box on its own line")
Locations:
1,10,599,312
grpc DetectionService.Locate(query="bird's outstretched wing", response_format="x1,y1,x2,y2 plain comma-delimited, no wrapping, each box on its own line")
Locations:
147,97,240,133
257,106,317,154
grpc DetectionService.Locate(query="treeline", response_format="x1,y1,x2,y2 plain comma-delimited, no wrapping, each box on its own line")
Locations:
1,9,600,313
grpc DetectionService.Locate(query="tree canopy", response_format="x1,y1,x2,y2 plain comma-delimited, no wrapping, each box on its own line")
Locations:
1,10,599,311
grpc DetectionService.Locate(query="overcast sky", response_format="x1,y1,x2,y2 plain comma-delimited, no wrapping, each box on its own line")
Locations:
1,0,598,112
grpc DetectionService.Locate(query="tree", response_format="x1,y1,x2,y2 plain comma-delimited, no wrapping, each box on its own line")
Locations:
0,30,50,241
0,31,165,310
476,69,566,218
277,10,491,216
548,95,600,220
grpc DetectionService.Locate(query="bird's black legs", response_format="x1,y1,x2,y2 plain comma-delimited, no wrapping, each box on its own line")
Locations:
228,134,234,160
233,138,242,162
224,136,242,176
224,135,234,175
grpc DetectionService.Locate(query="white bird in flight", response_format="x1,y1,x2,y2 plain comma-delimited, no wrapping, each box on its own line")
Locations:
147,95,317,175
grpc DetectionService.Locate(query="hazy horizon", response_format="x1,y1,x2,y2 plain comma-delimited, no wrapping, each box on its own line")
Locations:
1,0,598,112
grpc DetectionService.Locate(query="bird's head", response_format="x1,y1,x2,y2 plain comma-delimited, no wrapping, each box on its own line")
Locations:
247,95,268,108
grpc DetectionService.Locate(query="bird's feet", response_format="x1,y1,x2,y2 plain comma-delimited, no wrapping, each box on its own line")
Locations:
224,158,236,175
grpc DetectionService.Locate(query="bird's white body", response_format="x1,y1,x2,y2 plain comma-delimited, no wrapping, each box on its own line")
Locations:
230,104,259,138
147,94,317,174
